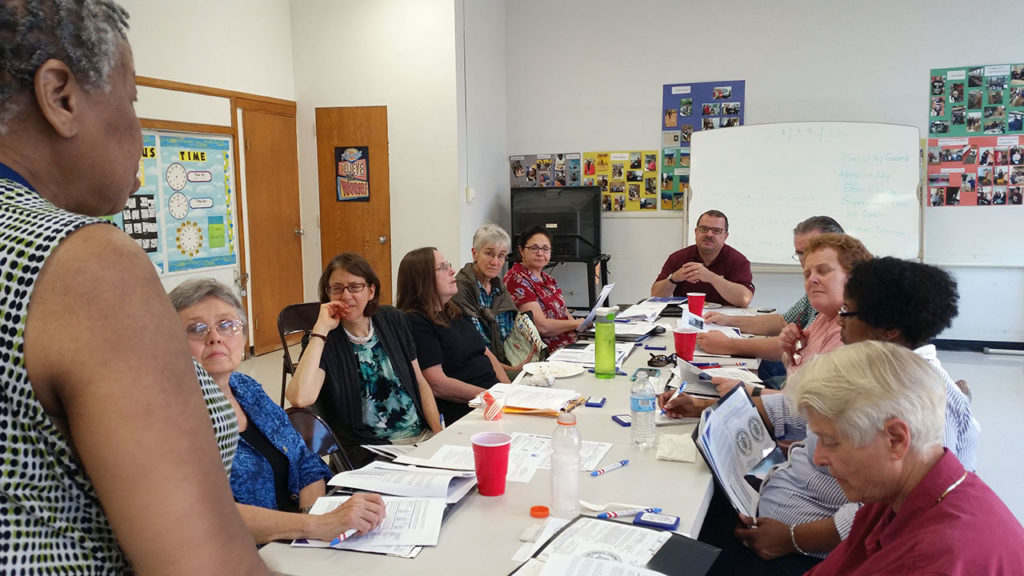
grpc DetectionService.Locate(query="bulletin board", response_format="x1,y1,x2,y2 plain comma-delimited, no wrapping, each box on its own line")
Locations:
924,62,1024,266
689,122,921,265
108,130,238,274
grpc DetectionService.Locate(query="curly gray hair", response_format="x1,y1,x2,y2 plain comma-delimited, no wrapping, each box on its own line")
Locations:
0,0,130,133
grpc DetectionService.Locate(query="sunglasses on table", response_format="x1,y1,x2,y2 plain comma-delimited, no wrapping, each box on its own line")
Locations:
647,353,678,367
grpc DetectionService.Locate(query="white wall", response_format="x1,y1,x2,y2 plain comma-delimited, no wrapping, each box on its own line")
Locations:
505,0,1024,342
454,0,511,264
289,0,461,298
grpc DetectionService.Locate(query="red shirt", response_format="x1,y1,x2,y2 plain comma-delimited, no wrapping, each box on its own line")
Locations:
503,262,577,352
808,450,1024,576
656,244,754,304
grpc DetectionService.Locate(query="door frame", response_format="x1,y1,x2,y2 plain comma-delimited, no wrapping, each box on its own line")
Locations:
136,76,299,355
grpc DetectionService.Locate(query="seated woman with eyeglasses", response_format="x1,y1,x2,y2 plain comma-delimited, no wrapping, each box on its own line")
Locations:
503,226,582,353
287,253,442,448
397,247,511,425
170,279,385,544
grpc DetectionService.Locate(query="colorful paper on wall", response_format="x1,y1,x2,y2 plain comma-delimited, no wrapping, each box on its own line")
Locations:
661,80,746,210
582,150,658,211
510,153,582,187
926,63,1024,208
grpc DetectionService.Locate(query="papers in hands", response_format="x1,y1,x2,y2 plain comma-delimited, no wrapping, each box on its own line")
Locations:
575,283,615,332
292,495,444,552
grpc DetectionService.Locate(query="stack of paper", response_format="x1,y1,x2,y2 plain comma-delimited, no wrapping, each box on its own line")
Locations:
292,495,445,556
547,342,635,367
328,461,477,504
469,383,585,416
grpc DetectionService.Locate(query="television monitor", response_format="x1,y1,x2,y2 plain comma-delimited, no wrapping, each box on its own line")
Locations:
511,186,601,261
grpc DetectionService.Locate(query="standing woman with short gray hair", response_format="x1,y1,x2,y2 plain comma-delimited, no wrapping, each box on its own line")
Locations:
0,1,266,572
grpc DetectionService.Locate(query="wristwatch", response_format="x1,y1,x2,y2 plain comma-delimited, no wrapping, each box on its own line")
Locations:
668,273,682,285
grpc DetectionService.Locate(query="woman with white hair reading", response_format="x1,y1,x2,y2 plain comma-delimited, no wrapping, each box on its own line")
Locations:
791,342,1024,575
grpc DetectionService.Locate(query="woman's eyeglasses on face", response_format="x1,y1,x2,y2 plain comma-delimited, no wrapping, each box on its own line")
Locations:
326,283,367,296
648,352,678,367
524,245,551,254
435,262,455,273
187,319,244,340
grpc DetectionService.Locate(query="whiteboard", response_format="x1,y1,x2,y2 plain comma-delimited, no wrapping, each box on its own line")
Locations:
689,122,921,265
924,195,1024,266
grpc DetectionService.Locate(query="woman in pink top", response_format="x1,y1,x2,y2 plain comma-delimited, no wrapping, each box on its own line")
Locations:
780,234,871,376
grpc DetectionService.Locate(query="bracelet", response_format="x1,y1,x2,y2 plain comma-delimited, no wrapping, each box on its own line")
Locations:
789,523,807,555
309,332,327,343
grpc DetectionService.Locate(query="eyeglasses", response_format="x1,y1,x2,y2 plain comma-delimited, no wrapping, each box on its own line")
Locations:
326,283,367,296
186,319,244,340
524,245,551,254
792,251,804,262
838,305,858,318
697,225,726,236
481,250,509,261
435,262,455,273
647,352,678,367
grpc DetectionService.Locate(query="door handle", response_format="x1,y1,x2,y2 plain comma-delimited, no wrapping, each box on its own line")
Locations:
294,228,305,236
378,235,387,244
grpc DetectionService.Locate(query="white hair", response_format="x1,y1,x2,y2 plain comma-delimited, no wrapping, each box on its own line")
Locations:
786,341,945,453
472,223,511,252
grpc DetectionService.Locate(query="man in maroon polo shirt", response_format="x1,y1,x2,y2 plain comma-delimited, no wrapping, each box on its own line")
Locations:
651,209,754,307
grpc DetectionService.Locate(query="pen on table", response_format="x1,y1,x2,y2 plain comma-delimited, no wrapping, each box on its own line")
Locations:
597,507,662,519
614,318,632,323
691,362,720,368
329,528,358,546
588,368,628,376
644,345,666,350
591,459,629,477
661,380,687,414
563,396,588,412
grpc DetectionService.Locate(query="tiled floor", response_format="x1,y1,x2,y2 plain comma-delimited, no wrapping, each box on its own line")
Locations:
240,347,1024,523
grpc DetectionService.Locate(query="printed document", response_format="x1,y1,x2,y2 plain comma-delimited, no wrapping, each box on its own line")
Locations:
328,461,477,503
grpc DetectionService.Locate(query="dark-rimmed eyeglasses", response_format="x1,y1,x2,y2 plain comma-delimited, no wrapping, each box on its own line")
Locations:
838,305,858,318
327,283,367,296
697,225,726,236
648,352,678,367
524,245,552,254
186,319,244,340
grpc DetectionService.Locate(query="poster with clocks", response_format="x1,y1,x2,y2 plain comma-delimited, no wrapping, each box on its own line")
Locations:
159,135,237,272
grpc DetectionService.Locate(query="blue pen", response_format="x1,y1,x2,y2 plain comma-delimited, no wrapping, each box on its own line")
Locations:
588,368,628,376
439,414,446,430
644,345,666,350
661,380,687,414
330,528,358,546
597,507,661,519
591,459,629,477
614,318,632,323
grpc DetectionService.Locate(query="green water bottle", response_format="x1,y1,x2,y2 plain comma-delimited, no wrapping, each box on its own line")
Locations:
594,306,617,379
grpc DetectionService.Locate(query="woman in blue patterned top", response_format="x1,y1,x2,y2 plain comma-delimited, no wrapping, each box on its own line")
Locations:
287,253,442,448
171,279,385,544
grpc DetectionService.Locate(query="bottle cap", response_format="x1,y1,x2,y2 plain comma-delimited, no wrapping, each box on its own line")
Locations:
557,412,576,425
530,505,550,518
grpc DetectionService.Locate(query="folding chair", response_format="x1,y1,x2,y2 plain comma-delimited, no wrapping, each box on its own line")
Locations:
285,407,354,474
277,302,321,407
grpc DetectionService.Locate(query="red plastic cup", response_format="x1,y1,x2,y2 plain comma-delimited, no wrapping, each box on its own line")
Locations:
674,327,699,362
686,292,706,316
471,432,512,496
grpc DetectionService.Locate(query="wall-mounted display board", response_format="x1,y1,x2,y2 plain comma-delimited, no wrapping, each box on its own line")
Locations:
689,122,920,265
924,62,1024,266
661,80,745,211
107,131,237,274
582,150,659,211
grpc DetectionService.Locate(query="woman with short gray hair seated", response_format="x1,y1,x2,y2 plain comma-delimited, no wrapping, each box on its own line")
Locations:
452,223,530,368
170,278,384,544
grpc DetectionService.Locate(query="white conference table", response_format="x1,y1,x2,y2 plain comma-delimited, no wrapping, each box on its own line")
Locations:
260,328,755,575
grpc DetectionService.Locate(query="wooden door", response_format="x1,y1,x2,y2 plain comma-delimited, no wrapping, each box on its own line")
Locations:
242,107,305,354
315,106,392,304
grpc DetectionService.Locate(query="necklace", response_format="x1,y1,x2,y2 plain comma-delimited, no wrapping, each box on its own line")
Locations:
343,322,374,345
936,471,969,504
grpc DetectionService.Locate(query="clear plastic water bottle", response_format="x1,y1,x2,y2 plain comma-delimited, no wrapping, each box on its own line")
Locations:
550,412,581,518
593,307,616,379
631,371,657,447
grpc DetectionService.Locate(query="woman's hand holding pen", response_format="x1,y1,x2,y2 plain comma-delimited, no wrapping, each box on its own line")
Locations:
310,492,385,542
656,389,713,419
734,516,792,560
778,322,806,367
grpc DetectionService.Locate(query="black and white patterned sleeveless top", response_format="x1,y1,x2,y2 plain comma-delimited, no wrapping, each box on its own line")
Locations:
0,170,238,572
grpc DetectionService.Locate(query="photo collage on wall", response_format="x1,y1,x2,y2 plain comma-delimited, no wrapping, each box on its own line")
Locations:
661,80,745,210
509,153,582,188
927,63,1024,208
581,150,659,211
